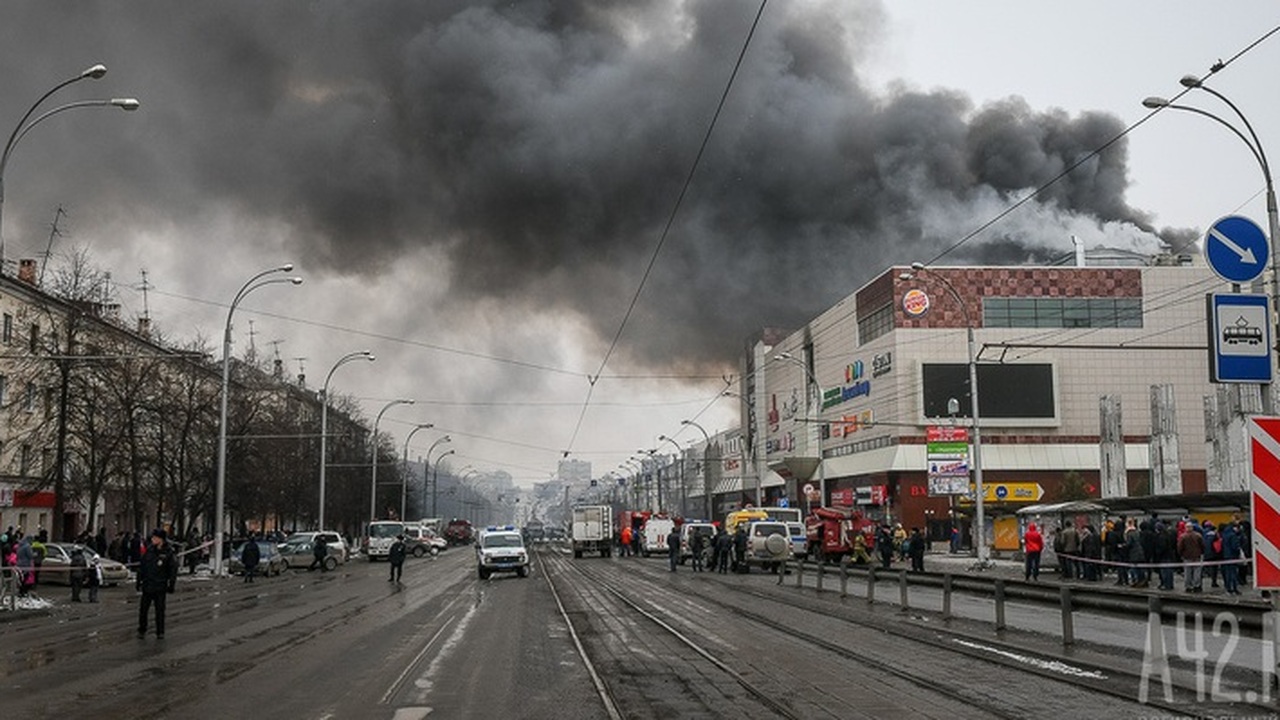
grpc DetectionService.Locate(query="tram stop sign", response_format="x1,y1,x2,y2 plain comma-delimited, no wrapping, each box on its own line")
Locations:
1204,215,1269,284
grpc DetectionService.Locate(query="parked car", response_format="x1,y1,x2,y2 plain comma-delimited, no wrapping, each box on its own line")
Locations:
227,541,286,576
41,543,131,586
404,525,446,558
743,521,792,573
278,532,348,571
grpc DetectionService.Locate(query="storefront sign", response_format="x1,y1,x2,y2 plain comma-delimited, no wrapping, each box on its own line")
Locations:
958,482,1045,504
903,289,930,316
872,351,893,378
830,410,874,438
822,380,871,410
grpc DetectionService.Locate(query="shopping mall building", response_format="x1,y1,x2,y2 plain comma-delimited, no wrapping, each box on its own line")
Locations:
719,249,1260,552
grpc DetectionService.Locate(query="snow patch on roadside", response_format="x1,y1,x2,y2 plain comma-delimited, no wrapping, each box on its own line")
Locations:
952,638,1107,679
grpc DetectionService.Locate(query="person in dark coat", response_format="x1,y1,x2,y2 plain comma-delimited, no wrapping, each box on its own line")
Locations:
388,535,407,583
69,545,87,601
1153,522,1177,590
714,529,732,574
690,531,706,573
907,528,926,573
137,529,177,639
1221,522,1243,595
1137,520,1157,588
732,528,748,573
667,527,681,572
1080,525,1103,581
876,525,894,569
308,535,329,572
240,537,261,583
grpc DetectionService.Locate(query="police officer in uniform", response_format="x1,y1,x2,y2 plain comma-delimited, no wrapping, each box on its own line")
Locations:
137,529,177,639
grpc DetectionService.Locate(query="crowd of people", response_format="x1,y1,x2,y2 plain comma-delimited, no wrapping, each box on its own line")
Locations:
1025,516,1252,594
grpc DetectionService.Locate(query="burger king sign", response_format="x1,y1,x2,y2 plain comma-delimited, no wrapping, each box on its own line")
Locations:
902,288,930,317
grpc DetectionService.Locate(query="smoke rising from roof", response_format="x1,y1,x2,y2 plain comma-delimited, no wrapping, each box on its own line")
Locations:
0,1,1181,375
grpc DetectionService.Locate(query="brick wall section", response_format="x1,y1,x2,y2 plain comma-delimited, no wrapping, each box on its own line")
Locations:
892,267,1144,329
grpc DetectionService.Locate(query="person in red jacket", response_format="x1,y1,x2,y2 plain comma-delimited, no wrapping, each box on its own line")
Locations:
1023,523,1044,581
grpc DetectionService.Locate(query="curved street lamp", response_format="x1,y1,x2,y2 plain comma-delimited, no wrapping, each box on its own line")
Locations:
319,351,375,529
400,423,433,521
657,435,685,516
214,264,302,577
1144,79,1279,412
428,444,455,518
0,63,136,267
900,263,989,568
370,399,414,524
681,420,713,518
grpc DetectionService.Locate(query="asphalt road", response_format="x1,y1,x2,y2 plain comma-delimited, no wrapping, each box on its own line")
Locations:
0,549,598,719
0,544,1272,718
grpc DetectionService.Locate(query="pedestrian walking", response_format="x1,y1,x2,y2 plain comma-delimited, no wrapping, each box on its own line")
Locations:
308,535,329,572
1178,522,1204,592
907,528,925,572
732,528,748,573
241,537,261,583
1123,518,1145,587
1203,521,1221,588
137,529,177,639
1023,523,1043,581
388,534,407,582
69,545,87,602
690,531,705,573
667,527,681,572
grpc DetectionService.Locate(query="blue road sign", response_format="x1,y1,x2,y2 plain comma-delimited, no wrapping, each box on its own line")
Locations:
1205,215,1269,284
1208,293,1272,383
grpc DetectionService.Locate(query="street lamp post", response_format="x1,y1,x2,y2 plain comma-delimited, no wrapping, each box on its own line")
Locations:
901,263,989,568
658,435,685,516
425,437,453,517
214,265,302,577
429,448,455,518
319,351,375,529
400,423,434,521
1144,79,1279,412
774,352,826,510
0,64,138,268
681,420,713,519
370,399,414,524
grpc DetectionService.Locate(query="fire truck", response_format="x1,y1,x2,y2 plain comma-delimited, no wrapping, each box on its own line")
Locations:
444,518,475,546
804,506,877,564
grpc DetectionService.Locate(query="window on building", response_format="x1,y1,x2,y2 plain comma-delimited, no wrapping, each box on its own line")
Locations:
23,382,35,412
43,387,55,418
2,313,11,344
983,297,1143,329
857,304,894,345
19,444,31,476
40,447,52,477
29,323,39,353
0,374,7,406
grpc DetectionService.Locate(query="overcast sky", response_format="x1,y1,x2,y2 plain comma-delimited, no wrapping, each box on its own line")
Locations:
0,2,1276,486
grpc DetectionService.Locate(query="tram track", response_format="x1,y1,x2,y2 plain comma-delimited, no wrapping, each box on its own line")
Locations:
543,548,1034,718
566,549,1271,718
